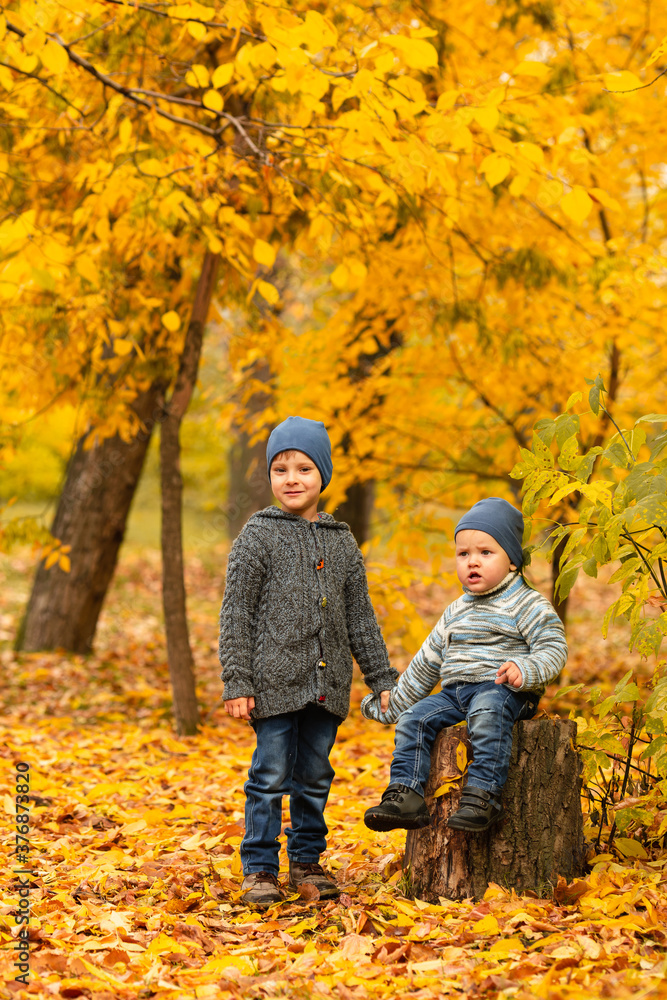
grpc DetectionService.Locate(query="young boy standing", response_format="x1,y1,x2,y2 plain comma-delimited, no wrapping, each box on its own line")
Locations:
219,416,397,907
362,497,567,833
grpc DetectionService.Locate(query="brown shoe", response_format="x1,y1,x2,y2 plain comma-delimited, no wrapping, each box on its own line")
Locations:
241,871,284,907
288,861,340,899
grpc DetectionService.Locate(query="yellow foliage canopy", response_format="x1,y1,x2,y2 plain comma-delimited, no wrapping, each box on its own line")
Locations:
0,0,666,571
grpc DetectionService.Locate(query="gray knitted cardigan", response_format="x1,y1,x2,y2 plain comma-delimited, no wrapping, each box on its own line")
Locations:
219,506,398,720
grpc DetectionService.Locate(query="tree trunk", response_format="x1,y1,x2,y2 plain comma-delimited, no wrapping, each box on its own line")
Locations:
17,380,165,653
226,359,274,539
404,718,585,901
160,251,219,735
335,480,375,545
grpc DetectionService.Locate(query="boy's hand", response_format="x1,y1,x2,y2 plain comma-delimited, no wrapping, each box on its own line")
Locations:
495,661,523,688
225,696,255,720
380,690,391,713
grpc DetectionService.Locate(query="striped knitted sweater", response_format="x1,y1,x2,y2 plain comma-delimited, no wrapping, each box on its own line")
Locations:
362,571,567,725
219,506,398,721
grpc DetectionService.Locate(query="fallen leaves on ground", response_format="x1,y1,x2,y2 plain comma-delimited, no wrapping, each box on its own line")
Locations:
2,550,666,999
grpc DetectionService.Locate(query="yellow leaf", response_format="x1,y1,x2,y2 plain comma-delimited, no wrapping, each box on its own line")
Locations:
257,280,280,305
75,256,100,286
509,173,530,197
347,259,368,288
513,60,550,77
436,90,458,111
141,158,171,177
212,62,234,88
589,187,621,212
449,125,472,152
287,917,318,936
182,831,202,850
45,550,59,569
58,554,71,573
162,311,181,332
516,141,544,163
614,837,648,859
474,914,500,934
23,28,46,54
645,33,667,68
202,89,223,112
480,152,511,187
147,932,190,955
604,70,641,92
433,777,459,798
383,35,438,69
303,10,337,51
0,64,13,91
118,117,132,146
491,133,515,155
330,263,349,290
79,958,126,987
489,937,524,954
122,819,147,834
473,106,499,130
41,39,69,75
188,19,207,40
185,63,209,89
456,740,468,773
560,185,593,224
253,239,276,268
113,339,134,356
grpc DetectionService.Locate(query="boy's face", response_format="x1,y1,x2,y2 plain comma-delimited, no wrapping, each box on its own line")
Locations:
270,449,322,518
455,529,517,593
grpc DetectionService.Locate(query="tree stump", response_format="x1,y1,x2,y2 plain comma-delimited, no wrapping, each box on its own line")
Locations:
404,718,585,901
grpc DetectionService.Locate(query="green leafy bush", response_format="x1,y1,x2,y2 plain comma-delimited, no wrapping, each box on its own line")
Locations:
511,376,667,855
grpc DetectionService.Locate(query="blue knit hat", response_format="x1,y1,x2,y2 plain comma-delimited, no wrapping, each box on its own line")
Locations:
455,497,524,568
266,416,333,492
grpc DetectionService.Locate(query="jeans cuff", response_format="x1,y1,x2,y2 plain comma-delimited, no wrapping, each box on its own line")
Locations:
388,779,424,795
244,866,279,876
466,779,502,797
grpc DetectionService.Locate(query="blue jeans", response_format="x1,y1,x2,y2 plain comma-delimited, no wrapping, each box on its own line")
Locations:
390,682,539,798
241,704,340,875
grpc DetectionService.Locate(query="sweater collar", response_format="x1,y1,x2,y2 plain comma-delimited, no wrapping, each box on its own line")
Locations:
251,506,347,529
462,569,519,598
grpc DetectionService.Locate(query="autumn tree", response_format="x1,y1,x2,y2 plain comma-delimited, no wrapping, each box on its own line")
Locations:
1,0,469,726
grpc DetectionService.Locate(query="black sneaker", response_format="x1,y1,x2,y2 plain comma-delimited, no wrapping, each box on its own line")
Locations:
364,783,431,831
447,785,504,832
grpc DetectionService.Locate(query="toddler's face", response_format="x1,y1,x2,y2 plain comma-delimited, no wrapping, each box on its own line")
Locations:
455,529,516,593
270,449,322,517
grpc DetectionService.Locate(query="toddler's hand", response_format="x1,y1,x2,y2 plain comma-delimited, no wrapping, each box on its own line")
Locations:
495,661,523,688
380,690,391,714
225,696,255,720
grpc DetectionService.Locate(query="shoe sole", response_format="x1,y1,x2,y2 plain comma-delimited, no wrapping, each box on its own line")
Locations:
364,812,431,832
447,811,504,832
242,897,284,908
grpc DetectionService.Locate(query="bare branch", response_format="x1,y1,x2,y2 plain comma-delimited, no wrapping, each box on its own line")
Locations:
0,61,86,115
6,19,219,139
